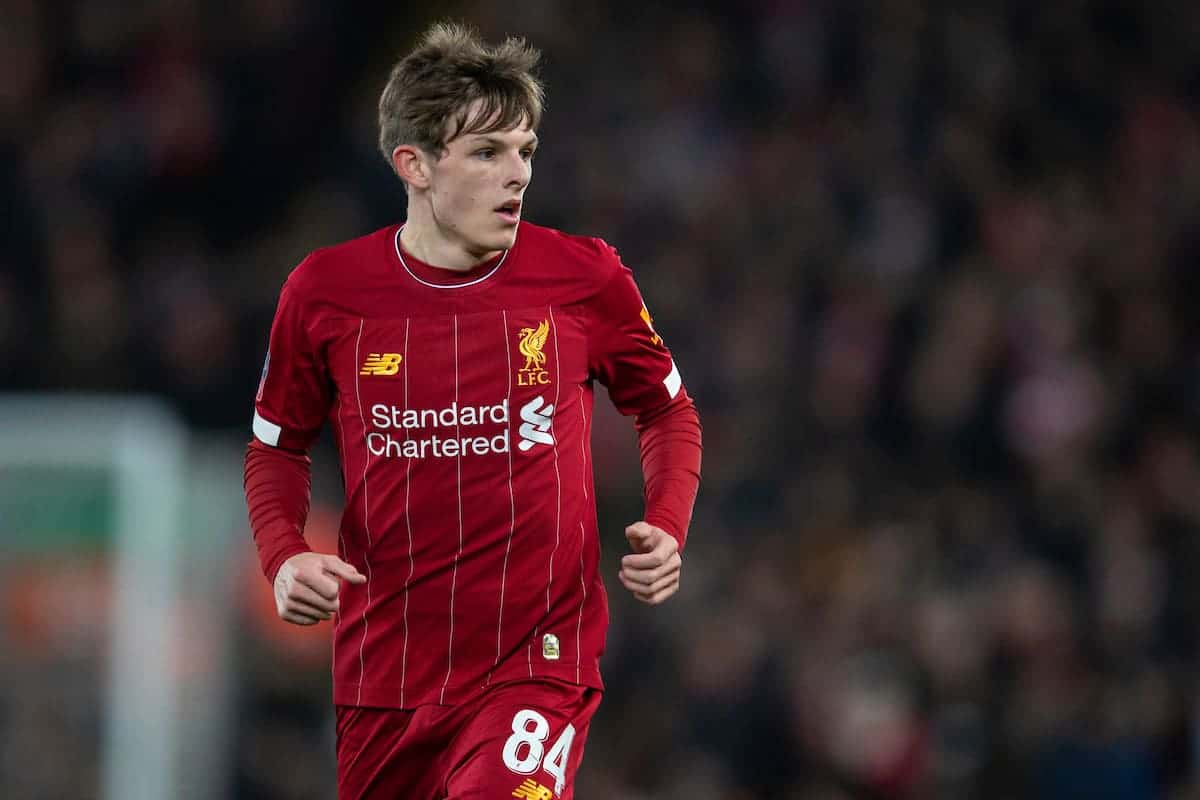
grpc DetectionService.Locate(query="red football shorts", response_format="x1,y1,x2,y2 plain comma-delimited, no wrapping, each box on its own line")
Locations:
335,679,602,799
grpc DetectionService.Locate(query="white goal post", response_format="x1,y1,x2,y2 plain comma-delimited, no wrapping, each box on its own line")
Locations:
0,394,235,800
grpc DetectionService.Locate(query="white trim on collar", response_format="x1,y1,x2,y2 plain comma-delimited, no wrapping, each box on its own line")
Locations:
393,226,510,289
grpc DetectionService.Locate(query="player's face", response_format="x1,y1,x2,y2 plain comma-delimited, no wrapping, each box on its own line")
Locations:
426,113,538,258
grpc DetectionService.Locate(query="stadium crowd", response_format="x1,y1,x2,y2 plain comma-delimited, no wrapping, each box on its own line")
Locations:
4,0,1200,797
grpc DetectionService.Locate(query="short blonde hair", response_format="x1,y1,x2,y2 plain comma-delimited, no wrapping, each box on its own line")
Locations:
378,22,545,165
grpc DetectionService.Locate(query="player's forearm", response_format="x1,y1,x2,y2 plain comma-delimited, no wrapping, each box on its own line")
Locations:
635,395,702,551
244,438,314,583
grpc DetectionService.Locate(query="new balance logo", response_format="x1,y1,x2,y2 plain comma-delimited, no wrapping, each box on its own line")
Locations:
518,395,554,452
512,779,554,800
360,353,402,376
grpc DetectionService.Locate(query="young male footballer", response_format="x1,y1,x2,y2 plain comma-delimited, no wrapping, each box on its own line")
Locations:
244,22,702,799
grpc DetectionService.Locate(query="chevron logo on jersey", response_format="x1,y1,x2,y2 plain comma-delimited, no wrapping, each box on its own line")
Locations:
360,353,403,376
518,396,554,452
517,320,551,386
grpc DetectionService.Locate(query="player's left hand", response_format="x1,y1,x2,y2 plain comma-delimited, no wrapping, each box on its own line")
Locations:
619,522,681,605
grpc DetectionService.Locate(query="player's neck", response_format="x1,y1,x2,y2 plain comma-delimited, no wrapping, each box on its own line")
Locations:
399,217,501,273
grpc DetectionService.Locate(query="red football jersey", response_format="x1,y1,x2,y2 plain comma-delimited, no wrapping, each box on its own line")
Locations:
252,221,690,709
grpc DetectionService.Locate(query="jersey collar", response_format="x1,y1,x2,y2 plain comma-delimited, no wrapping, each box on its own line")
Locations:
393,226,511,289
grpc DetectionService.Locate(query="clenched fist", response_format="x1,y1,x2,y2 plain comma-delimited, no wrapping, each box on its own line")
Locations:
274,552,367,625
618,522,682,605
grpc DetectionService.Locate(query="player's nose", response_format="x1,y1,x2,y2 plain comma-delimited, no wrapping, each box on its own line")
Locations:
505,151,531,188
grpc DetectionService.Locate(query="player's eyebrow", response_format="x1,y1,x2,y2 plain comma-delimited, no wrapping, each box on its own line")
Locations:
470,134,539,149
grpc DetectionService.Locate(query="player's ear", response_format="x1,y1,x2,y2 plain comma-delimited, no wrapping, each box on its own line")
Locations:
392,145,431,190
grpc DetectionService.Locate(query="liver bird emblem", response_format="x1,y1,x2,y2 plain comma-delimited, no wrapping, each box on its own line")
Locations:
518,320,550,371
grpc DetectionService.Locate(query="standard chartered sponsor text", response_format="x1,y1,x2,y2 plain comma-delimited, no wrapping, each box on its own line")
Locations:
368,400,511,458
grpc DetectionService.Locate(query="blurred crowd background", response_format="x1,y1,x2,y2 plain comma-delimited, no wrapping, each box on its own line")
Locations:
4,0,1200,798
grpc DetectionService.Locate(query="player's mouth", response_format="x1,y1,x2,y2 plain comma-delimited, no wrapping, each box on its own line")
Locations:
495,200,521,225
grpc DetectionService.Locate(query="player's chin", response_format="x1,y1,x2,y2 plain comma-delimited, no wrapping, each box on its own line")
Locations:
461,216,517,257
470,228,516,254
496,228,519,249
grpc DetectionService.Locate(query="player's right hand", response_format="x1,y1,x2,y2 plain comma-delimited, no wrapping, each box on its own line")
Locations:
274,552,367,626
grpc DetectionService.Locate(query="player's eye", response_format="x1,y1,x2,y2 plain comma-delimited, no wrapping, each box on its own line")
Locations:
475,148,496,160
520,148,535,160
